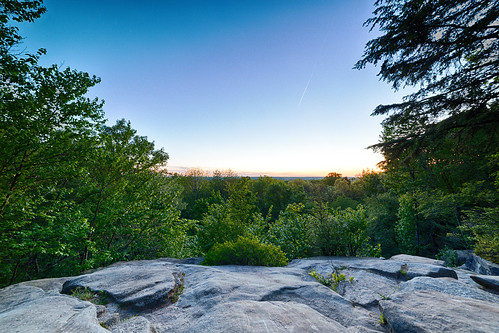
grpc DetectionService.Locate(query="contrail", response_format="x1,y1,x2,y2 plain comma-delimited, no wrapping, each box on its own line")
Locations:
298,74,313,107
297,15,331,108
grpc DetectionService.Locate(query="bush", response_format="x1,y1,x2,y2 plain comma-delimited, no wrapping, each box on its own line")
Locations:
203,236,288,267
436,247,458,267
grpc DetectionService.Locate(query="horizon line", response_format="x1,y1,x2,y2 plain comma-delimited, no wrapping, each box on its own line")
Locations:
165,165,376,178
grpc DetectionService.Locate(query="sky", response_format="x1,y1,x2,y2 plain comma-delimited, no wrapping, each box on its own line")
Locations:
18,0,409,177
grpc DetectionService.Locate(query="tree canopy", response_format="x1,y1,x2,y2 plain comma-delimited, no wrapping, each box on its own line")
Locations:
355,0,499,157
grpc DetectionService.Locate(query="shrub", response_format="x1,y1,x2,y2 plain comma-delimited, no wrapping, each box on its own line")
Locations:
203,236,288,267
436,247,459,267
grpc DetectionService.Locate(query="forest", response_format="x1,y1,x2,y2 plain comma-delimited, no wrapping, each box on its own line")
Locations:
1,0,498,287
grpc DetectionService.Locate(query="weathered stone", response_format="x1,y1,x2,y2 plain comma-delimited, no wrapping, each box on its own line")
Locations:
390,254,445,266
111,315,155,333
403,262,457,279
99,312,120,328
290,257,457,280
456,249,473,265
0,293,108,333
465,253,499,275
175,263,381,331
62,260,180,308
3,255,499,332
398,276,499,303
19,276,72,293
470,274,499,292
0,284,46,312
379,290,499,333
339,269,400,308
183,300,348,333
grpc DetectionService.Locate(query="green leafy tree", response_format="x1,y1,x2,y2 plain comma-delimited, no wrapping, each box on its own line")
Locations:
75,119,170,267
357,0,499,258
0,0,106,285
197,177,259,253
266,203,312,260
309,204,381,257
356,0,498,144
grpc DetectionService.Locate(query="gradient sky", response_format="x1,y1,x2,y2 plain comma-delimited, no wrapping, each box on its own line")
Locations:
19,0,408,177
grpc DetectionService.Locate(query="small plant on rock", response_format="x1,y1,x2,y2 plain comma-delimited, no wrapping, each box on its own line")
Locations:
308,269,347,292
378,313,387,325
71,287,109,305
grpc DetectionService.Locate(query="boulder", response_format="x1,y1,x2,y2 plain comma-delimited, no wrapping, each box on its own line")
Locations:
176,264,380,331
0,284,46,312
465,253,499,275
379,290,499,333
398,276,499,303
470,274,499,292
390,254,445,266
0,285,107,333
62,260,183,308
336,269,399,308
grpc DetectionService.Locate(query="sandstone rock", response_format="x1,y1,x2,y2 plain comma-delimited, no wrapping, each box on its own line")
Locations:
0,284,46,312
398,276,499,303
470,274,499,292
337,269,399,308
111,315,155,333
62,260,182,308
19,276,72,293
456,249,473,265
465,253,499,275
0,291,107,333
183,300,348,333
289,257,457,280
2,255,498,332
175,264,380,331
390,254,445,266
379,290,499,333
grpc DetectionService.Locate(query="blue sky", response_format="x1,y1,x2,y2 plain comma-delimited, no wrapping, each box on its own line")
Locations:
19,0,407,177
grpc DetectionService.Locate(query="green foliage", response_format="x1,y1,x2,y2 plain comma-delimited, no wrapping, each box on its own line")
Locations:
196,177,263,254
203,236,288,267
436,247,458,267
357,0,499,260
308,269,347,292
395,193,418,255
309,204,381,257
71,287,109,305
378,313,387,325
364,191,399,257
0,1,194,285
266,203,312,260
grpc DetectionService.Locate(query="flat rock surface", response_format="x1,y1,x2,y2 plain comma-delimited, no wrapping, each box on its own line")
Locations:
380,290,499,333
390,254,445,266
399,276,499,303
2,255,499,332
180,300,348,333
